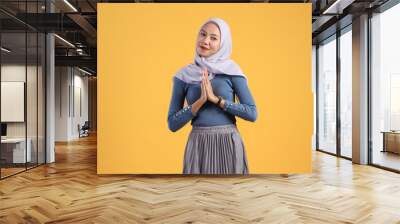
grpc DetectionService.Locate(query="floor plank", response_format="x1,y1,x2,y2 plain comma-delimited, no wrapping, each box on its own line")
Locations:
0,134,400,223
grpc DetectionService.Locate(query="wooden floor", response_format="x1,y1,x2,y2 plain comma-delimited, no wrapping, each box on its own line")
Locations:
0,167,26,178
373,150,400,171
1,134,400,223
1,163,45,178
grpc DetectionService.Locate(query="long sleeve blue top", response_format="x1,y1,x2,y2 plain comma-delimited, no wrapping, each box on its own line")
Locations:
167,74,257,132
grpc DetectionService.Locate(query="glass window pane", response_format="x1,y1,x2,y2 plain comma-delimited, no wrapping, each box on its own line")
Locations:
318,36,337,154
38,32,45,165
0,1,46,179
1,31,27,177
340,29,352,158
26,0,39,170
312,45,317,151
371,3,400,171
27,31,38,169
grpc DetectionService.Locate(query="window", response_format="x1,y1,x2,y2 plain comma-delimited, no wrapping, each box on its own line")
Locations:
371,3,400,171
339,28,352,158
317,36,337,154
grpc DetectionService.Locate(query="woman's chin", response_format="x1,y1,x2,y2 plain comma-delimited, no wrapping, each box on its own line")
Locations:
198,52,210,58
197,49,209,57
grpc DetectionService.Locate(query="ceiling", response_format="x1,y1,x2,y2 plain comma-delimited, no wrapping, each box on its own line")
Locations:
0,0,393,75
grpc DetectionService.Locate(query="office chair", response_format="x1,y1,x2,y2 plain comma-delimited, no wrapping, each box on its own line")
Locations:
79,121,90,138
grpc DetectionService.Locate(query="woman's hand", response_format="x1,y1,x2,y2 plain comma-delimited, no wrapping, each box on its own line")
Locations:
203,68,219,104
199,73,208,103
191,72,208,115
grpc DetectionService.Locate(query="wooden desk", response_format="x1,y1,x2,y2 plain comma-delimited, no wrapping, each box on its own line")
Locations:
381,131,400,154
1,138,31,163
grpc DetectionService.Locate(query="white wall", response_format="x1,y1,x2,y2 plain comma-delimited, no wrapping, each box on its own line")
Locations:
72,73,89,138
1,64,26,81
55,67,89,141
55,66,70,141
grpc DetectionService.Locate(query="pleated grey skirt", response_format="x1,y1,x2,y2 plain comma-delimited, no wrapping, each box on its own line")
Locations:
183,124,249,175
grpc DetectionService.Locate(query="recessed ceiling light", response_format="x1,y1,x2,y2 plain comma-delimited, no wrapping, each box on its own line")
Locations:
63,0,78,12
54,34,75,48
1,47,11,53
322,0,354,15
77,67,93,76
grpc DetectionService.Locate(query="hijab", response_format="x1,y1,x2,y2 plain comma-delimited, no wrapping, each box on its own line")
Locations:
174,17,246,84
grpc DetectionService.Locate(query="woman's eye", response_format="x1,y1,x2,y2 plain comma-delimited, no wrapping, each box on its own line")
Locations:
211,37,217,41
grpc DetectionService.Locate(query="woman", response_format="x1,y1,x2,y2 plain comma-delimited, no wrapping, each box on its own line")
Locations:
167,17,257,175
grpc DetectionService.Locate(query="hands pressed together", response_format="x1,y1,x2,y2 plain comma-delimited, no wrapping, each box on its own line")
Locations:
191,68,225,115
199,68,218,104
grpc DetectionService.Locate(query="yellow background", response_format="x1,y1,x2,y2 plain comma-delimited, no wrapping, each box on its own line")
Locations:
98,3,312,174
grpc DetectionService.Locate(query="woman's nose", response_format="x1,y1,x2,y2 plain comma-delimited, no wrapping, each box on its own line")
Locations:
203,36,210,44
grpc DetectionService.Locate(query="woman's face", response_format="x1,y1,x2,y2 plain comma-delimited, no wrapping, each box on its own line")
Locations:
196,22,221,58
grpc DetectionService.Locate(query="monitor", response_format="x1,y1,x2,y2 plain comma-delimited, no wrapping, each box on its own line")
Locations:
1,123,7,137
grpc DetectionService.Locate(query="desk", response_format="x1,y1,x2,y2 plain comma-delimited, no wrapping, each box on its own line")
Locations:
381,131,400,154
1,138,31,163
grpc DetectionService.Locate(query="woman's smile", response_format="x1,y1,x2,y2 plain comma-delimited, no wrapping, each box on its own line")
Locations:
196,22,221,57
200,45,209,50
199,45,210,52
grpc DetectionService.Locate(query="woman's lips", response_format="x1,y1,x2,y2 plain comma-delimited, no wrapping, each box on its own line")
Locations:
200,46,209,50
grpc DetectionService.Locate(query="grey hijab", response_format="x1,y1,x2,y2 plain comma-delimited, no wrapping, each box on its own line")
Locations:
174,17,246,84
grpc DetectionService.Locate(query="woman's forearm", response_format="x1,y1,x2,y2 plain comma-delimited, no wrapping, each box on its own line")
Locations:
191,98,206,115
221,100,257,122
